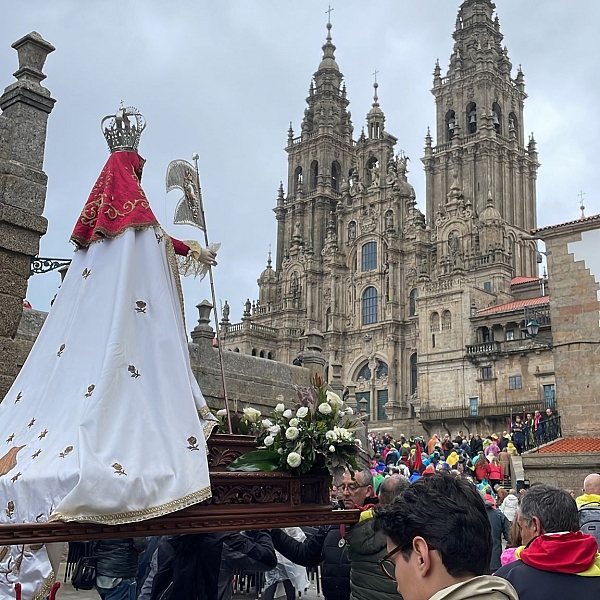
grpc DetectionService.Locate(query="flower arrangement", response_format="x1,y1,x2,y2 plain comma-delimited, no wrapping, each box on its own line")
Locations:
227,375,363,477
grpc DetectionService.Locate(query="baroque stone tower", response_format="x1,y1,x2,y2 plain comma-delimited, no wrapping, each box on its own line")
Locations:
223,2,545,428
423,0,539,277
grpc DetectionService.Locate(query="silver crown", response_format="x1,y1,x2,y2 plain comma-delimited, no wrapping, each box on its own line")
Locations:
101,103,146,153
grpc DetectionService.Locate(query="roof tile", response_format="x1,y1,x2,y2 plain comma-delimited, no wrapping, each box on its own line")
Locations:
538,438,600,453
477,296,549,316
510,276,540,286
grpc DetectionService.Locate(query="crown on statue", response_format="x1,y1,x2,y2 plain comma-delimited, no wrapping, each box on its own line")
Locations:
101,103,146,153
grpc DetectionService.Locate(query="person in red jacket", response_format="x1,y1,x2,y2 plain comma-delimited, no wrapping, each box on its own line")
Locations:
474,452,489,482
487,456,505,488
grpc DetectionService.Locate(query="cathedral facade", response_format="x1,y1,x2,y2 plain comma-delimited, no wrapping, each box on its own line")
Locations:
222,0,554,432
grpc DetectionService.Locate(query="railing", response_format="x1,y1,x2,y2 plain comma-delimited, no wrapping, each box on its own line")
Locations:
523,416,562,452
466,336,552,357
222,322,278,339
466,342,500,355
420,399,547,422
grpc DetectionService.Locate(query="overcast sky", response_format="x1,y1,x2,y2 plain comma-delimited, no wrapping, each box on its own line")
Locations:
4,0,599,330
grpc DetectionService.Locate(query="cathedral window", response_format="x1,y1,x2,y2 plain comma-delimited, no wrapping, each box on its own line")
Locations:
442,310,452,331
492,102,502,135
410,353,418,395
259,350,265,358
446,110,456,141
331,161,341,192
234,348,240,353
267,351,274,360
357,363,371,381
251,348,257,356
467,102,477,134
294,166,303,194
362,286,378,325
409,289,418,316
310,160,319,190
509,375,522,390
361,241,377,271
376,360,388,378
481,366,493,380
430,311,440,332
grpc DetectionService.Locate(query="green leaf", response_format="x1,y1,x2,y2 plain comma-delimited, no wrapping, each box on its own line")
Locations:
226,449,281,472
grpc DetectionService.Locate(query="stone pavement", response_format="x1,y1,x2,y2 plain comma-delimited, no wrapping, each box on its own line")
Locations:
53,562,322,599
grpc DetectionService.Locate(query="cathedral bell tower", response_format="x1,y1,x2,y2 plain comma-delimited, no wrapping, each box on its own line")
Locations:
275,19,355,272
422,0,539,277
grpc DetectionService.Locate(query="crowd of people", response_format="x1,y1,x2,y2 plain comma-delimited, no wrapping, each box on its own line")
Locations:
83,468,600,600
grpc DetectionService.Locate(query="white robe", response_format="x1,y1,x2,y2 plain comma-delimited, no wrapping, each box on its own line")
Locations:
0,226,215,599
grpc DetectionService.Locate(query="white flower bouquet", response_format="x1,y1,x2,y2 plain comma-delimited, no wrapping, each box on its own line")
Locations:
227,375,362,476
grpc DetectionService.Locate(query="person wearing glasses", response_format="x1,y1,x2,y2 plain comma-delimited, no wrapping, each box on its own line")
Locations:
270,469,385,600
374,474,519,600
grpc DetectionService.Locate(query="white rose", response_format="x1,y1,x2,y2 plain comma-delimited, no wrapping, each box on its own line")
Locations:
345,407,354,415
243,407,261,423
326,390,343,409
287,452,302,468
263,435,274,446
275,403,285,412
326,430,336,441
278,448,284,454
285,426,299,440
329,445,336,453
283,409,293,418
269,425,280,435
262,419,273,428
296,406,309,419
289,418,299,427
318,403,332,415
216,409,227,417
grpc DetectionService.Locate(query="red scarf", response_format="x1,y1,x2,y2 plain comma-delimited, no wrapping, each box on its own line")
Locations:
71,151,158,248
521,531,598,574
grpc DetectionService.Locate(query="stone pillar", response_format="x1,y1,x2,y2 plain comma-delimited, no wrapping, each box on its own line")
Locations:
190,300,215,359
0,32,55,400
302,330,326,381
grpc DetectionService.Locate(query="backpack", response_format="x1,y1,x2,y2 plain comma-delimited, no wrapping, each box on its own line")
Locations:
579,503,600,546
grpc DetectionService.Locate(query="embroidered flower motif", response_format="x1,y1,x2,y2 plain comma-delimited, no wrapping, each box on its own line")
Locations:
11,472,21,483
82,268,91,279
38,429,48,440
59,446,73,458
15,392,22,404
27,418,35,428
85,385,95,397
31,449,41,459
128,365,141,378
5,501,15,518
187,436,200,451
6,434,15,444
135,300,147,313
57,344,66,357
112,462,127,476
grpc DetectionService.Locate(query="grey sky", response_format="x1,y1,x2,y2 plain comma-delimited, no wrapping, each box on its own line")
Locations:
4,0,599,330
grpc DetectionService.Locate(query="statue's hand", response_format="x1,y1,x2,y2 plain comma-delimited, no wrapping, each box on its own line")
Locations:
200,247,218,267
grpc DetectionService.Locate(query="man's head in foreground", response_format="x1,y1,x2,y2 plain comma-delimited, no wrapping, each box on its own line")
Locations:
374,473,492,600
517,483,579,545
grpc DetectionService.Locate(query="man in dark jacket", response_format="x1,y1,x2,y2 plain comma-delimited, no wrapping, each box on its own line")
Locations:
94,538,146,600
345,475,408,599
483,494,510,572
271,525,350,600
495,484,600,597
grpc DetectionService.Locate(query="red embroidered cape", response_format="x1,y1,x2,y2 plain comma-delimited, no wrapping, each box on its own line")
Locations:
71,151,189,256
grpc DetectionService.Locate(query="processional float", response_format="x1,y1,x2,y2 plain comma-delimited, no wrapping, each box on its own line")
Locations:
0,105,358,598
